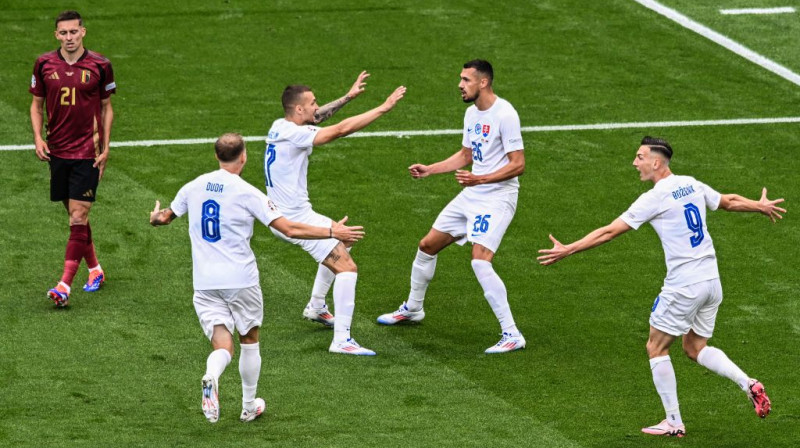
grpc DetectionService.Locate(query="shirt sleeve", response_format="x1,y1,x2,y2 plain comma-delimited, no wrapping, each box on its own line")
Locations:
462,115,471,149
170,184,190,217
620,190,661,230
101,60,116,99
285,123,320,148
698,181,722,211
30,59,45,97
246,187,283,227
499,109,524,153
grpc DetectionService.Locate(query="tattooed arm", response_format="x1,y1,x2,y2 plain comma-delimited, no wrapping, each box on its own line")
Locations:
313,71,370,124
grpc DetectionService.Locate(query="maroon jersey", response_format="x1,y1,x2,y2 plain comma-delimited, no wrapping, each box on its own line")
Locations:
30,49,116,159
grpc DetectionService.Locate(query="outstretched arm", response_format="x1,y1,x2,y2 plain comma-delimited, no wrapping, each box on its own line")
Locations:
313,86,406,146
718,187,786,223
150,200,177,226
269,215,364,242
537,218,632,265
313,71,370,124
409,147,473,179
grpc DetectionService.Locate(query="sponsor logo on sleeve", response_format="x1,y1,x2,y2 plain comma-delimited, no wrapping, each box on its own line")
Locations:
31,75,36,88
104,81,116,91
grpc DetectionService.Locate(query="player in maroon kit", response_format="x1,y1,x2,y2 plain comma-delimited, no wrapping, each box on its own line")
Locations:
30,10,116,307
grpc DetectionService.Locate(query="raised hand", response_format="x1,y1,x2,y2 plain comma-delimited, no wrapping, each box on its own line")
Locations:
347,71,370,99
380,86,406,112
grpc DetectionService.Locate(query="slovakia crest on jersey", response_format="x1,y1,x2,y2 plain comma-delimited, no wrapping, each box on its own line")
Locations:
482,125,491,137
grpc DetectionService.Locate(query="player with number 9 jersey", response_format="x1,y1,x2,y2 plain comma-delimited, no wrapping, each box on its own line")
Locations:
538,137,785,435
621,174,721,289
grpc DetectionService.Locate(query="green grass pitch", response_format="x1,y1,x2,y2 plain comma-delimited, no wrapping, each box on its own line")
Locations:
1,1,798,446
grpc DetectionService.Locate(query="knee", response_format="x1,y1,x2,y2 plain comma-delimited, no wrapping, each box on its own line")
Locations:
69,214,88,226
646,340,666,359
418,239,435,255
682,341,703,362
69,209,89,225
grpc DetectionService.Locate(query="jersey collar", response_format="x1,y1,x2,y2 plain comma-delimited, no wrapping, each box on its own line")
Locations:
56,47,89,64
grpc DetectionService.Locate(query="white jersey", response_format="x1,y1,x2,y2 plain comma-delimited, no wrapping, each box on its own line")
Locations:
264,118,320,215
171,169,283,290
620,174,722,288
461,97,524,198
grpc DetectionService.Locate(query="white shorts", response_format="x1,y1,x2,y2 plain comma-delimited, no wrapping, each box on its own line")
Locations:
649,278,723,338
270,208,338,263
432,190,517,253
194,285,263,340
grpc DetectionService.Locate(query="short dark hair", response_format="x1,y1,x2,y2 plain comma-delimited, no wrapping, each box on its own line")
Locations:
641,136,673,160
282,85,312,114
215,133,245,162
463,59,494,85
55,10,83,28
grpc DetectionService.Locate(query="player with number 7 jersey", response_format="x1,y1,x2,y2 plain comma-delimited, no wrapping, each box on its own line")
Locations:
537,136,785,436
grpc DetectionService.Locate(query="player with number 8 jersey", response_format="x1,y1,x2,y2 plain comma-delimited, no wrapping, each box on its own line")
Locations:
149,133,365,422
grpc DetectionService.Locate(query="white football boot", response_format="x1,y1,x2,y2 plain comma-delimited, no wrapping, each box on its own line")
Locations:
484,332,526,354
329,338,376,356
302,303,335,327
240,398,266,422
376,302,425,325
201,374,220,423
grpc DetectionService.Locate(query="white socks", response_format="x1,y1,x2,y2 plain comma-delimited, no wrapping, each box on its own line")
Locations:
407,249,437,311
205,348,231,380
309,264,335,309
332,272,357,342
650,355,682,426
471,260,519,335
239,343,261,407
697,346,750,392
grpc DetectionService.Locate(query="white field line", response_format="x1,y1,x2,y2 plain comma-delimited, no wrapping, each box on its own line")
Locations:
3,116,800,151
634,0,800,86
720,7,796,15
